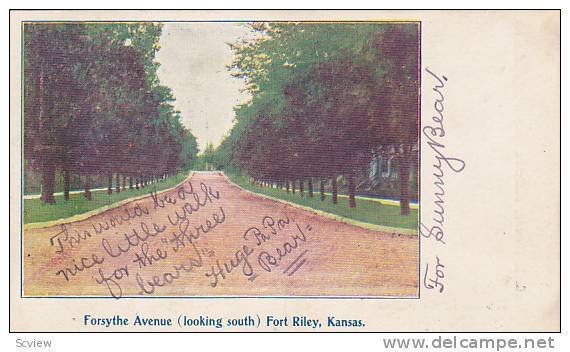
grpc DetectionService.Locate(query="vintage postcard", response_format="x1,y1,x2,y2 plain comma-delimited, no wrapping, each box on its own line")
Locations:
9,10,560,332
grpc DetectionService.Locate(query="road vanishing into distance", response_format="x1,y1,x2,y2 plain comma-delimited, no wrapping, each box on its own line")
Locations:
23,172,419,298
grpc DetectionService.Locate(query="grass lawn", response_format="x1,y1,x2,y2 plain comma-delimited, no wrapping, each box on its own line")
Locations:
23,171,190,224
227,174,418,231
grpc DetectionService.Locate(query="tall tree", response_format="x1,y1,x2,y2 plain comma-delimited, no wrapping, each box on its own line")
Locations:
225,22,419,212
24,24,88,203
24,23,199,203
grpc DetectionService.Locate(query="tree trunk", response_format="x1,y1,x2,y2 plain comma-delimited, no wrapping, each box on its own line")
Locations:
348,173,356,208
115,173,121,193
36,64,45,149
122,174,126,191
299,178,304,197
399,145,411,215
286,180,290,193
320,178,325,201
135,177,140,189
129,176,133,190
63,168,70,201
84,174,92,200
308,178,314,197
292,180,296,194
331,176,338,204
107,173,113,195
40,161,56,204
37,62,56,204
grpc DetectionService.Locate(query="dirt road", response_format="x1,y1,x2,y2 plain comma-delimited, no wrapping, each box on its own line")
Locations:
22,172,419,297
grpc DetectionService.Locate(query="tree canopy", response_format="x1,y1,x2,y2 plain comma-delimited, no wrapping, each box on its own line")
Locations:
24,23,199,203
217,22,419,213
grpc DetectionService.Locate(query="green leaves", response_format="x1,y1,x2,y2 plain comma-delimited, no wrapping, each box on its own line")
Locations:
24,22,198,187
222,22,419,181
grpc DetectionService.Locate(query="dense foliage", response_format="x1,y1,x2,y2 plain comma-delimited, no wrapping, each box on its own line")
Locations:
24,23,199,203
217,23,419,213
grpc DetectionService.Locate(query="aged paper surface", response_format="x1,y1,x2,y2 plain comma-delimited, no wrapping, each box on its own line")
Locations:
9,10,560,332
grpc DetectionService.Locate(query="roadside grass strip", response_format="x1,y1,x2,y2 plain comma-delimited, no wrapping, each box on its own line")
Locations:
225,173,418,236
23,172,193,229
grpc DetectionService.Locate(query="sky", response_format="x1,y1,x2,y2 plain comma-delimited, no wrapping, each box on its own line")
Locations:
156,23,252,152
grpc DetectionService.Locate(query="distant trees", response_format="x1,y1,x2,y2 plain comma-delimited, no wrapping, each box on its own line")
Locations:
24,23,198,203
219,23,419,214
